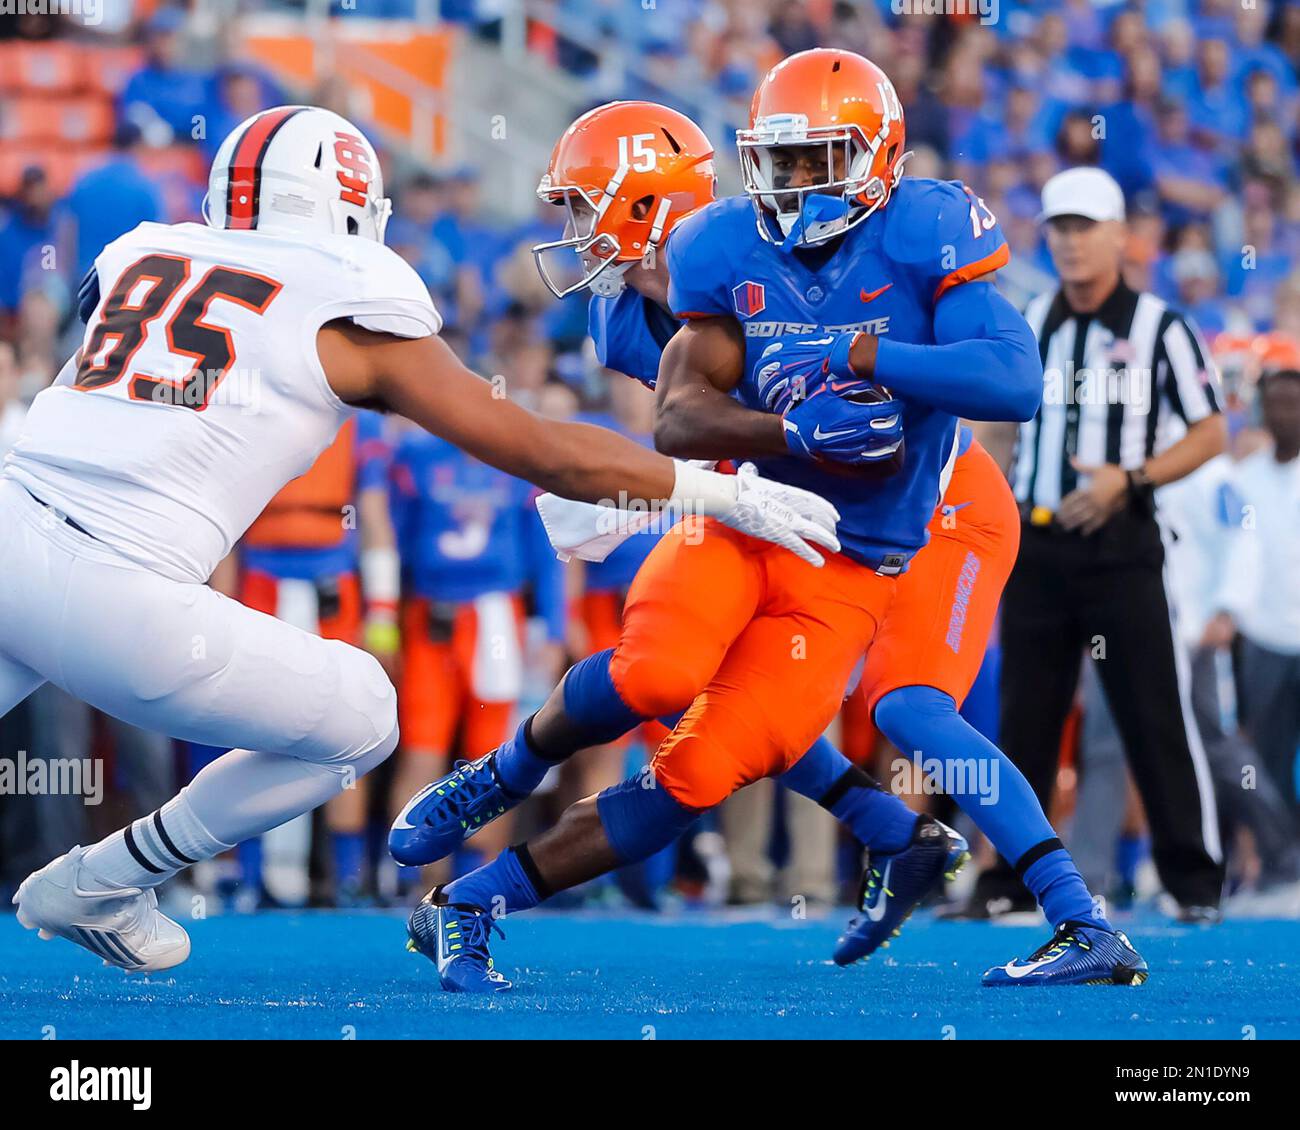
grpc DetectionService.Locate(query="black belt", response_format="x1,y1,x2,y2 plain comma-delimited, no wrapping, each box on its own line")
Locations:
23,486,95,538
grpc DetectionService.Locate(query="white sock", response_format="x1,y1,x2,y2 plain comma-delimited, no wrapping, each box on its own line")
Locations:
82,732,397,891
83,790,232,891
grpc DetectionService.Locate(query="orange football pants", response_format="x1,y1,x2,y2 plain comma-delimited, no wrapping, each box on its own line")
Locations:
399,596,520,755
240,568,362,644
609,517,895,810
857,438,1020,714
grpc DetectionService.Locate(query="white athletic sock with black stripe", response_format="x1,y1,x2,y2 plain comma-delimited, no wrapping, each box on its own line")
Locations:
82,790,233,891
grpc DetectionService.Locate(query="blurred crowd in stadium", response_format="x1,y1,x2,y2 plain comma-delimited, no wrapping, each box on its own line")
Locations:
0,0,1297,917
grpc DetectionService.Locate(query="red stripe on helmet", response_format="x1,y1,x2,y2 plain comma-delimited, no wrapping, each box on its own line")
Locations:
225,107,303,231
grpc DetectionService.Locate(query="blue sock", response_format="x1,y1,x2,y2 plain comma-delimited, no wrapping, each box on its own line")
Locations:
332,831,365,887
597,773,699,863
493,717,555,796
779,736,919,852
496,650,644,796
1116,834,1148,888
1023,848,1111,930
560,649,643,743
444,847,542,914
237,837,262,889
874,684,1104,929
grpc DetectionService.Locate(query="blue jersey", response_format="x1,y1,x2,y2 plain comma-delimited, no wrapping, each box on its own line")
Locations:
664,179,1008,568
589,289,678,390
391,431,565,639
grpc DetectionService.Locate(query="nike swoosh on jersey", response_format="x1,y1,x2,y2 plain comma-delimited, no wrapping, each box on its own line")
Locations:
860,283,893,303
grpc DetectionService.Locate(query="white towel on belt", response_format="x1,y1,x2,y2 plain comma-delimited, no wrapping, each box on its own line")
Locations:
471,592,522,701
534,494,655,563
534,461,717,563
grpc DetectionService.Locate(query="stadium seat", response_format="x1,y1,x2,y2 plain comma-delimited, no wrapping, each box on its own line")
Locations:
0,95,115,146
1,41,85,95
81,45,147,97
0,143,86,197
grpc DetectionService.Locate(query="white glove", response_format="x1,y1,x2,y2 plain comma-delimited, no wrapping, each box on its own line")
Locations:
672,460,841,567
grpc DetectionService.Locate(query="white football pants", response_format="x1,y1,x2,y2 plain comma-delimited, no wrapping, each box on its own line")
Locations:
0,477,398,850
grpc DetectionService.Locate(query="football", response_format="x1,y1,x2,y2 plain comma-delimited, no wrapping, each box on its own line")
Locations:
814,382,906,479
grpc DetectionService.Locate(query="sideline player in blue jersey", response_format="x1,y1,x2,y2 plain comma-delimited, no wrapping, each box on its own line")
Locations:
385,424,566,873
398,60,1147,991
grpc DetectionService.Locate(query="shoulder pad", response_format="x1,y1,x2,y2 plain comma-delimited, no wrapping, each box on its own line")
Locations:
881,179,977,266
320,237,442,339
665,197,754,320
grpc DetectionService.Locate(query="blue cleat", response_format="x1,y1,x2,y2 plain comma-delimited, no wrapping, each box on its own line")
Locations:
406,887,512,993
834,816,970,965
982,921,1149,986
389,753,519,866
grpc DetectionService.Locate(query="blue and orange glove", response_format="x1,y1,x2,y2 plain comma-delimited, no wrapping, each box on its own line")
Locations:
755,334,904,467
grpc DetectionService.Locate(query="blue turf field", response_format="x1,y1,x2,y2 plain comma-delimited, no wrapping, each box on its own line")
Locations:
0,909,1296,1040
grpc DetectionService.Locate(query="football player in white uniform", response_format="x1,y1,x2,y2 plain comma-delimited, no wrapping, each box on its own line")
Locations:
0,106,839,972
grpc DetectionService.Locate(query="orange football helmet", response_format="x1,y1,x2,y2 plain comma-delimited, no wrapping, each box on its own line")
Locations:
1254,331,1300,376
737,49,909,246
534,101,716,298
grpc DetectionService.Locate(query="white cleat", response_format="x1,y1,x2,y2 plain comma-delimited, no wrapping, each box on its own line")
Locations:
12,846,191,973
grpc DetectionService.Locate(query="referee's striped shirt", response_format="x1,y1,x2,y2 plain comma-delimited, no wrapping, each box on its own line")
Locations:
1012,279,1223,512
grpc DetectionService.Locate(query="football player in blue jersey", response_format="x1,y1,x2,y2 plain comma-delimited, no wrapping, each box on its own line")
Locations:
397,60,1147,992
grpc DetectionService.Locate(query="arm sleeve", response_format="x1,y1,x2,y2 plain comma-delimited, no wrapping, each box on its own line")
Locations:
1158,312,1222,424
872,280,1043,421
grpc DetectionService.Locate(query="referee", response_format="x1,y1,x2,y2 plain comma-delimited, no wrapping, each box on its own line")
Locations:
967,167,1227,921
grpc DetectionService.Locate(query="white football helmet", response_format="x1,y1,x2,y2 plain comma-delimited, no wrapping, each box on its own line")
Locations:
203,105,392,242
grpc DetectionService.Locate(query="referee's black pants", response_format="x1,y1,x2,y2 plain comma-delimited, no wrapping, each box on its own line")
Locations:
981,505,1225,909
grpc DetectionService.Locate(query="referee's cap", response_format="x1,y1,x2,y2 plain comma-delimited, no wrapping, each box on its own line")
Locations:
1038,167,1126,224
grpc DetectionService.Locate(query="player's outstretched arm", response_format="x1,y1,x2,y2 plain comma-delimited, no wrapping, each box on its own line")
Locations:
849,277,1042,422
654,316,791,460
317,321,840,565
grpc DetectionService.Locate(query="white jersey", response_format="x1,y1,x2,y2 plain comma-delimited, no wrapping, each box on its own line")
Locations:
4,222,439,582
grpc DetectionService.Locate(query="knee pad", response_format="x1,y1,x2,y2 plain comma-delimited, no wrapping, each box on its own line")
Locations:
326,645,399,772
596,773,701,864
609,651,706,720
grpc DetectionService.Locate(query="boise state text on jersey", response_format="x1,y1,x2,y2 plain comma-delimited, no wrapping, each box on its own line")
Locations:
662,178,1009,569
